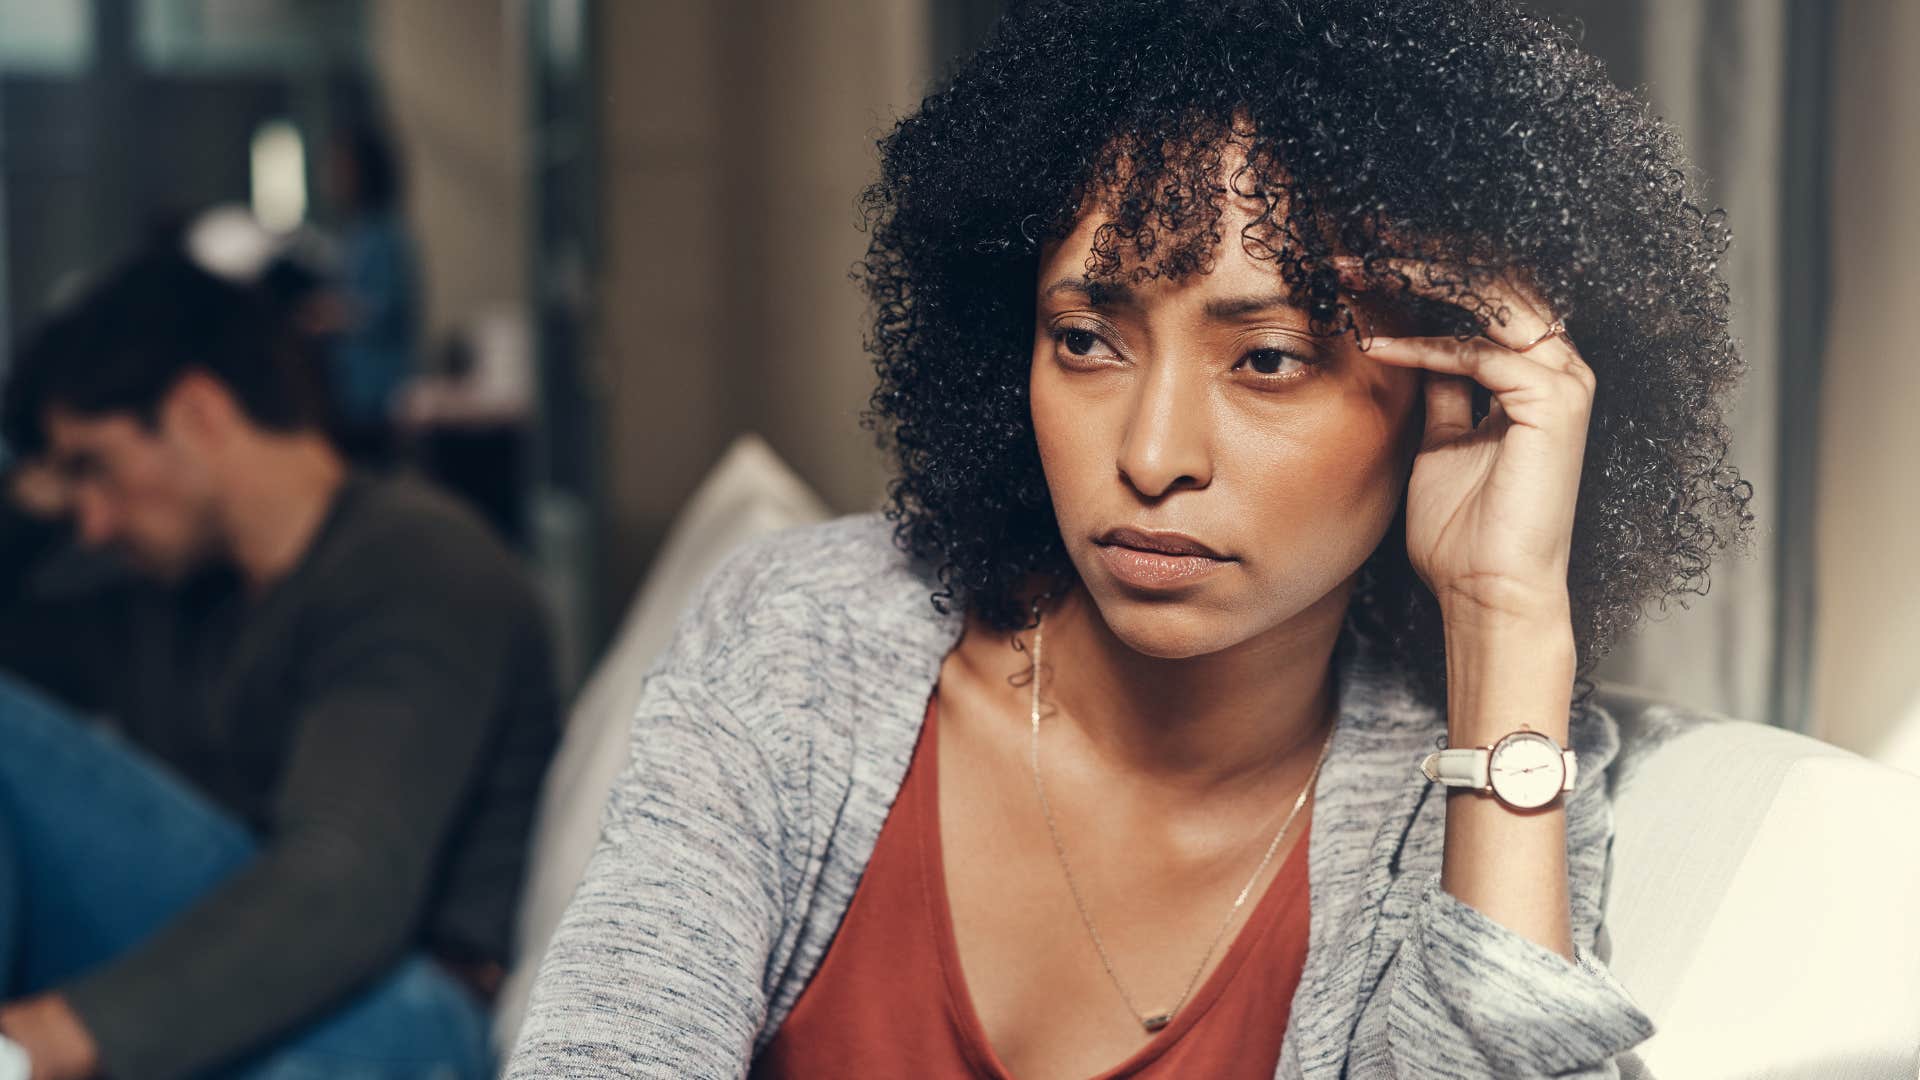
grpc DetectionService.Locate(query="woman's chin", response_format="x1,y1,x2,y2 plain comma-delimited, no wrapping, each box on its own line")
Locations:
1086,589,1240,660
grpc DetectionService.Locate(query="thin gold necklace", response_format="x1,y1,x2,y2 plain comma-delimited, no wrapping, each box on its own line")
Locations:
1024,605,1335,1034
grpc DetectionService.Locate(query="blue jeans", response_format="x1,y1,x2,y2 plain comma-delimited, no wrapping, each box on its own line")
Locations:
0,672,492,1079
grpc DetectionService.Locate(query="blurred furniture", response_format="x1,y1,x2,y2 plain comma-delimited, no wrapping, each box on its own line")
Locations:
489,432,1920,1079
1600,684,1920,1079
398,309,538,548
491,432,831,1056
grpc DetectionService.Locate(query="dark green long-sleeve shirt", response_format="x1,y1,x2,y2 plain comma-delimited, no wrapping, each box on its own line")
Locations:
0,472,559,1079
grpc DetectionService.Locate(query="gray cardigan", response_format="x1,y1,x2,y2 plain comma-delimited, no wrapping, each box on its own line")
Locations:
506,511,1656,1078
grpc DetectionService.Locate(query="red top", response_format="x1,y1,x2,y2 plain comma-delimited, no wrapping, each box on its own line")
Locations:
753,687,1312,1079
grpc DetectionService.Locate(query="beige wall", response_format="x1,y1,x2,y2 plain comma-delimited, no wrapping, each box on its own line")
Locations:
1813,0,1920,773
595,0,929,598
717,0,926,517
370,0,527,350
595,0,734,600
366,0,929,631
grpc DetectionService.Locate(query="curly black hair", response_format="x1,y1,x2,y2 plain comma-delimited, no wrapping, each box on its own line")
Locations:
856,0,1754,706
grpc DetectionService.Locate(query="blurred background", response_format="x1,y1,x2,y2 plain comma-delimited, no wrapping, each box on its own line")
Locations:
0,0,1913,767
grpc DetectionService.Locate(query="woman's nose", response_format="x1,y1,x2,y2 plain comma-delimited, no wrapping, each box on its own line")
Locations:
1115,361,1213,498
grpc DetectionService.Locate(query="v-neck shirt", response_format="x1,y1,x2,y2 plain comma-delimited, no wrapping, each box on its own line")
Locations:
752,684,1312,1079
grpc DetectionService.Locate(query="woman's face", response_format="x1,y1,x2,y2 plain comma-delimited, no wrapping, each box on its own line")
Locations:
1030,198,1427,660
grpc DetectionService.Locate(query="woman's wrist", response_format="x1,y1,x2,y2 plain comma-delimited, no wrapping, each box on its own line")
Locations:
1435,602,1581,962
1439,601,1577,745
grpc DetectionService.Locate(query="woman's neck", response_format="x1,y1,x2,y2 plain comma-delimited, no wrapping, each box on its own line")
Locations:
1016,580,1350,797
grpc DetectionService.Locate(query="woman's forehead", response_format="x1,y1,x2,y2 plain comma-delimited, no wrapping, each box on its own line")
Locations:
1038,248,1290,310
1036,225,1435,339
1040,142,1303,277
1038,197,1303,302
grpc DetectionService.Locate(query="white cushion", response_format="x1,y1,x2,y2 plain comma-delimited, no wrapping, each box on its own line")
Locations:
492,433,830,1055
1598,685,1920,1079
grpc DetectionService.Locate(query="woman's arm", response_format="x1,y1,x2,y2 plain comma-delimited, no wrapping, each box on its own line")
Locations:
504,674,787,1079
1348,264,1656,1074
1435,606,1582,960
1356,608,1655,1078
1371,722,1655,1076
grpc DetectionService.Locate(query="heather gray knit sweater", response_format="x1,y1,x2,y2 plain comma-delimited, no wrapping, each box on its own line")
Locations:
506,511,1656,1078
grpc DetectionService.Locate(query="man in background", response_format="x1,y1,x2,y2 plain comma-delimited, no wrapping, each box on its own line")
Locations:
0,250,559,1079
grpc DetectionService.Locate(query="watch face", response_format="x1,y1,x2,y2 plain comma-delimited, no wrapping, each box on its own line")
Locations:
1487,731,1566,809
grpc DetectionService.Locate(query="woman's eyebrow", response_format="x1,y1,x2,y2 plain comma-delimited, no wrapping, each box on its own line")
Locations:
1204,292,1298,320
1040,276,1134,308
1041,277,1303,323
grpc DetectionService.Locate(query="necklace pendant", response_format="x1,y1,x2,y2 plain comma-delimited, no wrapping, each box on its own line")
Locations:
1142,1013,1173,1034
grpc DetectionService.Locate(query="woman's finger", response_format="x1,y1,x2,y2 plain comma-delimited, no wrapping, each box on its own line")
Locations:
1328,255,1561,353
1423,371,1476,444
1363,333,1593,407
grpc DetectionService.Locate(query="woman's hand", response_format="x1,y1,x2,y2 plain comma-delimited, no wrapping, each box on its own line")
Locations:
1337,258,1596,626
1334,261,1590,959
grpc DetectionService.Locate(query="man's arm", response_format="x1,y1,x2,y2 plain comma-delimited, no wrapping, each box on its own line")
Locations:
0,477,128,713
55,536,530,1080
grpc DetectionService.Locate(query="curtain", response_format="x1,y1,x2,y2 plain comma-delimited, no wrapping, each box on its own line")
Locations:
1552,0,1828,734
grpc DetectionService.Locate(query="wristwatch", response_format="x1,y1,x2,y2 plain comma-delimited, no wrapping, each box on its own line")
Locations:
1419,724,1577,810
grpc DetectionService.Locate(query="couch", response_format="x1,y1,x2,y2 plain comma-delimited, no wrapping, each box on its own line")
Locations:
1601,683,1920,1078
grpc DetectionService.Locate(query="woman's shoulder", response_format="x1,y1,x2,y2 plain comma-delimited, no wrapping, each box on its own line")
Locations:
645,508,962,741
741,510,930,596
657,509,942,651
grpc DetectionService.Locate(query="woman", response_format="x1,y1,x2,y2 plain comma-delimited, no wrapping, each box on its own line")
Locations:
508,0,1750,1076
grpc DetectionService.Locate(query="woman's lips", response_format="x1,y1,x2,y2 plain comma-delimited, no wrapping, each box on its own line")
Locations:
1095,541,1231,590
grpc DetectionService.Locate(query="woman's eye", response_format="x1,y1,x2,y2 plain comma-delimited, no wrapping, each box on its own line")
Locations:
1059,328,1103,356
1051,326,1117,364
1236,347,1317,379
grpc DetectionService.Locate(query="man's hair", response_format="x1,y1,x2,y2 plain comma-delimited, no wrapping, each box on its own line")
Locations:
2,249,326,457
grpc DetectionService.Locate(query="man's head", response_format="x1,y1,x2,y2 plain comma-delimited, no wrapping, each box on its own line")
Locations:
2,251,328,579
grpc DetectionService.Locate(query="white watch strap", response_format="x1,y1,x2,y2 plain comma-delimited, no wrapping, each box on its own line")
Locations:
1420,745,1578,792
1423,747,1489,789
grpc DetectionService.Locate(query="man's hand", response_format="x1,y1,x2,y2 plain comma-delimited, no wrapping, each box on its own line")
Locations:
3,462,72,521
0,995,100,1080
